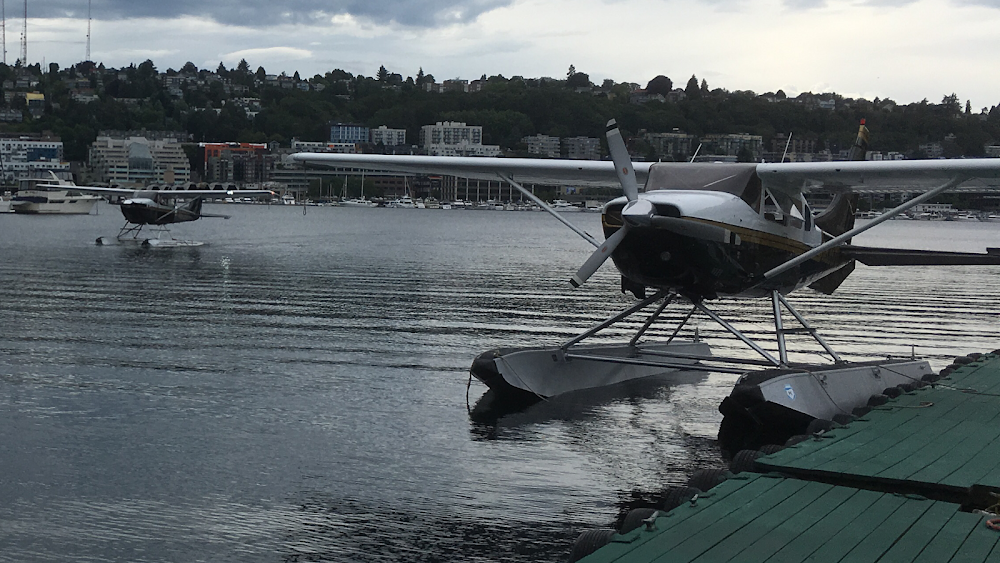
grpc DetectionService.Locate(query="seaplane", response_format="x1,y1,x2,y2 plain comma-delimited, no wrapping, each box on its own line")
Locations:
46,183,275,247
292,120,1000,445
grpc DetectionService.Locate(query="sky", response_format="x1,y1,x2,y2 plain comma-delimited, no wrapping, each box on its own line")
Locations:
14,0,1000,110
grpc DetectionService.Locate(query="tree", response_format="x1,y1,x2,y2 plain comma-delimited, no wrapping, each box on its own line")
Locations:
685,74,701,100
378,65,389,82
645,75,673,96
567,64,576,78
416,67,425,85
566,71,590,88
216,62,228,76
181,61,198,74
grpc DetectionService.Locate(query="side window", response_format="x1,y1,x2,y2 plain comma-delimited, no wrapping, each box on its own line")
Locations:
741,175,762,213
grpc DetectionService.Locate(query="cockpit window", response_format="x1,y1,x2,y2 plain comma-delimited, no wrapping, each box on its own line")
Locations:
741,174,762,212
644,163,759,197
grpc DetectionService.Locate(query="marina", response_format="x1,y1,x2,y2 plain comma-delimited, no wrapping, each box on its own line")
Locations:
1,205,999,561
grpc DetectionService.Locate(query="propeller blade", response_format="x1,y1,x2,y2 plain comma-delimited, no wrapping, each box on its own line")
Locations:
605,119,639,202
569,225,629,287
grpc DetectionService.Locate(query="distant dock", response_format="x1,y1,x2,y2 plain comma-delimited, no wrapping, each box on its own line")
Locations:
571,352,1000,562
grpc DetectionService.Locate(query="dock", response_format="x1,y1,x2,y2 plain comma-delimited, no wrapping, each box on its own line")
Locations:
571,352,1000,562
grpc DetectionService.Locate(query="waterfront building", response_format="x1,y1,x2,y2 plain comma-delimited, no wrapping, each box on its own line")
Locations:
201,142,274,184
370,126,406,147
522,134,561,158
330,123,370,145
562,136,601,160
700,133,764,161
643,131,697,161
89,135,191,185
420,121,500,157
0,134,70,184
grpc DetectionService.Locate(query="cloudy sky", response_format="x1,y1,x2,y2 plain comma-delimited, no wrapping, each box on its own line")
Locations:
17,0,1000,109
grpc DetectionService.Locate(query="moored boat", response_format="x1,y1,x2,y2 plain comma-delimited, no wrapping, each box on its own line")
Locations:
10,174,101,215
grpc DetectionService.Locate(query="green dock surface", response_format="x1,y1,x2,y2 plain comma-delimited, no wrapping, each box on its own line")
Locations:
582,473,999,563
578,353,1000,562
757,353,1000,502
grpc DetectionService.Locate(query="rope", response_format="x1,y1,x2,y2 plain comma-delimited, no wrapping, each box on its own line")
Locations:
466,371,473,414
987,518,1000,532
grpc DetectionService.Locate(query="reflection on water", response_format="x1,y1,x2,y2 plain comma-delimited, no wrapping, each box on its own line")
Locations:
0,205,998,561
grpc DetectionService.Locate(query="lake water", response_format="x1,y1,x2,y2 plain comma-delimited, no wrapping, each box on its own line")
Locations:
1,204,998,562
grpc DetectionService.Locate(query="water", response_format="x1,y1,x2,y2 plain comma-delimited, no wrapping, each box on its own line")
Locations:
1,204,998,562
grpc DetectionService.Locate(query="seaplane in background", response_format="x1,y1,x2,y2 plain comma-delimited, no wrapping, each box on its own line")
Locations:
292,120,1000,444
45,183,275,247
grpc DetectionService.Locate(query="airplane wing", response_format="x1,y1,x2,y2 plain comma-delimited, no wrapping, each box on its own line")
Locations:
291,153,651,188
841,246,1000,266
757,159,1000,195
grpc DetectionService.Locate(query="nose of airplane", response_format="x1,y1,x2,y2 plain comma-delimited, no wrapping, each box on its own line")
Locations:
621,199,655,227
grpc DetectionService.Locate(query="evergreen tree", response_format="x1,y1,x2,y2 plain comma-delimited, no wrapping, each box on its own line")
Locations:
685,75,701,100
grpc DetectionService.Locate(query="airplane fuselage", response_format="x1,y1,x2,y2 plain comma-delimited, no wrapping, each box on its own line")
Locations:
120,197,202,225
603,190,849,300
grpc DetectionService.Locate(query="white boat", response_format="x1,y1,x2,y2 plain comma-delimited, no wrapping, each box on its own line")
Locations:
389,196,416,208
10,174,101,215
281,194,296,205
341,198,377,207
425,197,442,209
0,195,11,213
551,199,582,212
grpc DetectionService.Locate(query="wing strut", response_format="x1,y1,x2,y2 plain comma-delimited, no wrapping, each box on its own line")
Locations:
496,173,600,248
764,175,967,280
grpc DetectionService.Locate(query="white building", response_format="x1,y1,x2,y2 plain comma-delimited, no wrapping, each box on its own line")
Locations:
89,136,191,185
420,121,500,157
370,125,406,146
0,135,70,183
562,136,602,160
522,134,561,158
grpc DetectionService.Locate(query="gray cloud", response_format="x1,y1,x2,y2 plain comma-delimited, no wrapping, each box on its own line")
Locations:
36,0,513,28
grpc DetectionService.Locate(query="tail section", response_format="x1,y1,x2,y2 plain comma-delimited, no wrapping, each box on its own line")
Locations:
809,120,869,294
182,197,203,216
171,197,204,223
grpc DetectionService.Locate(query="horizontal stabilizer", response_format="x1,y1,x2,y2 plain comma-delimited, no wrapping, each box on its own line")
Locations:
842,246,1000,266
809,262,855,294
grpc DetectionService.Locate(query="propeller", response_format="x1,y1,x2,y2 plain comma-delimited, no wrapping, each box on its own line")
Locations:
569,119,643,287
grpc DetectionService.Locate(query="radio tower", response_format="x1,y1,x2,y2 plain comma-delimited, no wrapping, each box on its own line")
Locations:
85,0,91,61
2,0,6,65
18,0,25,65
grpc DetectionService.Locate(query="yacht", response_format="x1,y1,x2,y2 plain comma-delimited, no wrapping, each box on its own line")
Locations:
341,198,377,207
551,199,582,212
389,196,416,208
10,174,101,214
